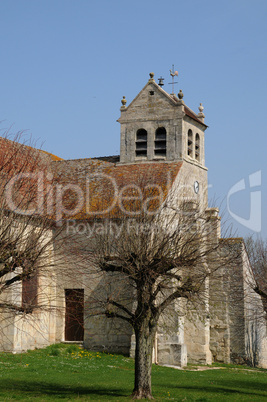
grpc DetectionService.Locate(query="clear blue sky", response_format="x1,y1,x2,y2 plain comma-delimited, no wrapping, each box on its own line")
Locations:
0,0,266,238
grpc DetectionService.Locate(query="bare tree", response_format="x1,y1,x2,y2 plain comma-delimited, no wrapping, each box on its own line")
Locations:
245,237,267,315
76,187,236,399
0,132,64,329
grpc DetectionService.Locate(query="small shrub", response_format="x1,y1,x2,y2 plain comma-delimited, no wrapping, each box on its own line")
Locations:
46,344,63,356
66,344,80,354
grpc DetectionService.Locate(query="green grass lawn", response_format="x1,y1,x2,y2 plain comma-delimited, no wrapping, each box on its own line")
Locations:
0,343,266,401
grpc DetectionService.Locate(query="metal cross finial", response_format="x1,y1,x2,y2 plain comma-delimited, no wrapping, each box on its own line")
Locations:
168,64,178,94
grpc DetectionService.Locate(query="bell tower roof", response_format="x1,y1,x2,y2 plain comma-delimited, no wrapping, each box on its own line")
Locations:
118,73,207,127
118,72,208,166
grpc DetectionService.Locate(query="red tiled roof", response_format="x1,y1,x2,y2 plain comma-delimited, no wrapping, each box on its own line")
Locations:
0,137,56,216
0,136,183,221
40,149,64,161
53,160,183,220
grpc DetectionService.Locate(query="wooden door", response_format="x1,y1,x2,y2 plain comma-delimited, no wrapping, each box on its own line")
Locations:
65,289,84,341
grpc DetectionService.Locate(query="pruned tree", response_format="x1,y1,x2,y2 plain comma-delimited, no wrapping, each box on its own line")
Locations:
76,183,236,399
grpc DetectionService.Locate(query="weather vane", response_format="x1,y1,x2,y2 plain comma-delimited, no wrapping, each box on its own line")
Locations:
169,64,178,94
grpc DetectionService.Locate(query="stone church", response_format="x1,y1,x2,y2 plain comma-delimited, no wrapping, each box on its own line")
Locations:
0,72,266,368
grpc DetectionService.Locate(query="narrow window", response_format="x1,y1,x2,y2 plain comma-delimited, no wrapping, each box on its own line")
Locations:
195,133,200,161
187,129,193,157
136,129,147,157
22,269,38,313
65,289,84,341
154,127,166,157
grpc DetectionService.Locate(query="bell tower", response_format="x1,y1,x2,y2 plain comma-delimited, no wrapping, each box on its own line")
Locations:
117,72,208,168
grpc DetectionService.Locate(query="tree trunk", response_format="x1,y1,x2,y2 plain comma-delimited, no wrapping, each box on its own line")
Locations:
131,323,156,400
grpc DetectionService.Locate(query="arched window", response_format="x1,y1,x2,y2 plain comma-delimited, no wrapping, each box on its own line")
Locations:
195,133,200,161
187,129,193,157
154,127,166,157
136,129,147,157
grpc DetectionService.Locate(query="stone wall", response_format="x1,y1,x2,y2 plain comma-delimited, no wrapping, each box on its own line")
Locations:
209,239,267,368
0,231,57,352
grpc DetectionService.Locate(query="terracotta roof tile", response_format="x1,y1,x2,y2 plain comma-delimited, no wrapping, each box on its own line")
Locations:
0,137,55,216
0,137,183,221
53,160,183,220
40,150,63,161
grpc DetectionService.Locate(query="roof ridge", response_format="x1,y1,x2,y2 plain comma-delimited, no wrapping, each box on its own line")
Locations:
184,105,208,127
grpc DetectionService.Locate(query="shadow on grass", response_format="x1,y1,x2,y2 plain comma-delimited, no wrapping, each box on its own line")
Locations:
160,380,267,399
0,379,130,399
221,379,267,392
1,377,267,400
